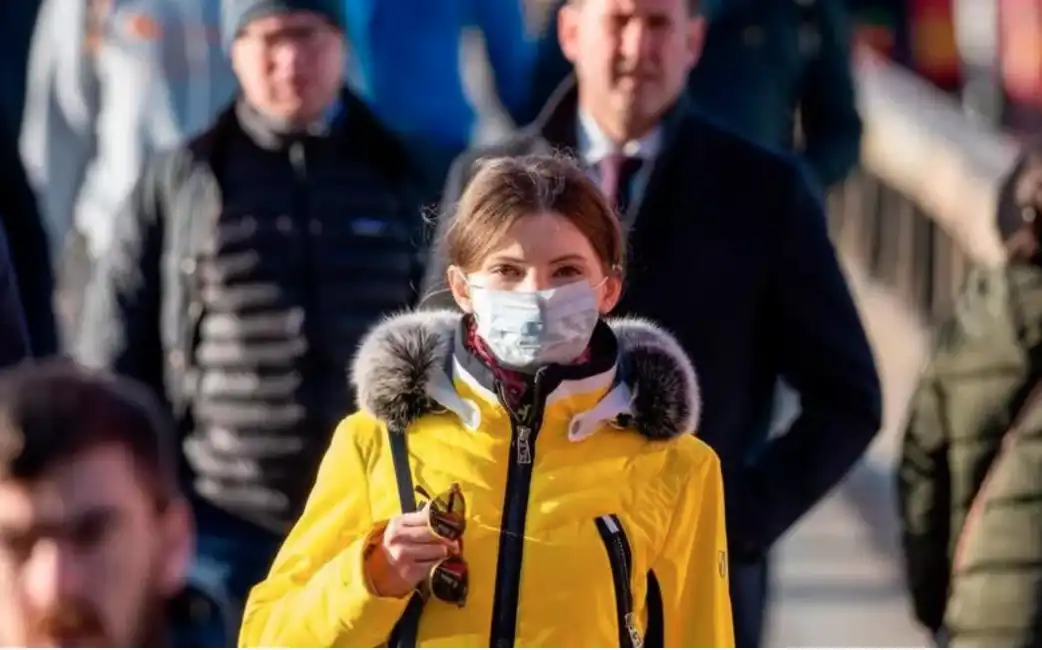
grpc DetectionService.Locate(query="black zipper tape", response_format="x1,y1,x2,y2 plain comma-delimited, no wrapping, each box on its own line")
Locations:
595,514,643,648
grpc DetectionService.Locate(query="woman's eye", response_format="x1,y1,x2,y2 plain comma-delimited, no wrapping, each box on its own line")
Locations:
554,266,584,278
489,265,521,278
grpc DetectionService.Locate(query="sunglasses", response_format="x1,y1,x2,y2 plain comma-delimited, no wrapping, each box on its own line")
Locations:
416,483,468,607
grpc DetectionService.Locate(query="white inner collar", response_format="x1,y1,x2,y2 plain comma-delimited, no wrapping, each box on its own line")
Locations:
577,109,663,164
434,361,631,442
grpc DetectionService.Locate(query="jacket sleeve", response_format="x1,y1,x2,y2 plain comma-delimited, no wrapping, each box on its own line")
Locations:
471,0,535,126
797,0,862,188
238,416,411,648
897,370,951,633
727,166,882,558
19,0,96,252
652,441,734,648
0,225,32,368
75,161,165,395
78,56,174,258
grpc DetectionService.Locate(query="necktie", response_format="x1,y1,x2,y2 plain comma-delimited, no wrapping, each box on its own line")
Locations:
598,154,645,217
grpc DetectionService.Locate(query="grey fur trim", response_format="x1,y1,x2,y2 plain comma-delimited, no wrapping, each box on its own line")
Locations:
349,310,458,430
606,317,701,439
350,310,700,439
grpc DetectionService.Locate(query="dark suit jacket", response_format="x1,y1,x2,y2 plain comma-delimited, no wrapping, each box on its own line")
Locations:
419,82,882,559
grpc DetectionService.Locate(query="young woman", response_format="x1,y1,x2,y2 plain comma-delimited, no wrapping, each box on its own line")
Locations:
238,154,734,647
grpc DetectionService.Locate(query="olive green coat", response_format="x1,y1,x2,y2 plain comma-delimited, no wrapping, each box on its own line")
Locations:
899,263,1042,646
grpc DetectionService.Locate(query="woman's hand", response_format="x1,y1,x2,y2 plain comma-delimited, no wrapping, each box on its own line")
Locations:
365,508,460,598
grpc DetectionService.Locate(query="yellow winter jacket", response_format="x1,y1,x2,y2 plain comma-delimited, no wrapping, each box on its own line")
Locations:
239,310,733,648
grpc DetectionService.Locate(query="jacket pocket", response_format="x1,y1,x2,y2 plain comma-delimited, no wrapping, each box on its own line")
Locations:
595,514,643,648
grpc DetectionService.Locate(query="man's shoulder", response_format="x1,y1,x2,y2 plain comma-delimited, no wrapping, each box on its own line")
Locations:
677,106,799,183
133,110,228,186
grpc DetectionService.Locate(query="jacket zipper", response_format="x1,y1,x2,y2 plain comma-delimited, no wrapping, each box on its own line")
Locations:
488,371,547,647
595,515,643,648
288,140,322,386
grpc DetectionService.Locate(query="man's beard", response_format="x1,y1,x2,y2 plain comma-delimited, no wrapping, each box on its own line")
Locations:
25,589,166,647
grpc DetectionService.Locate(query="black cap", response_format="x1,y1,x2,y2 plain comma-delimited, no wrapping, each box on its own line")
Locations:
221,0,345,49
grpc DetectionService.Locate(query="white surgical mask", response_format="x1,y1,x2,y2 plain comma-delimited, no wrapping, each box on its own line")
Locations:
468,279,602,370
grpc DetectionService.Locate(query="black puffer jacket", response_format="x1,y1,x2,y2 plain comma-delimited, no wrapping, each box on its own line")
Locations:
77,90,425,530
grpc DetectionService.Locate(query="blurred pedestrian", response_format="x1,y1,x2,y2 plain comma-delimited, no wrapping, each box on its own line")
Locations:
527,0,862,191
899,147,1042,648
0,361,231,647
421,0,881,646
20,0,237,341
688,0,862,191
342,0,535,204
0,115,57,358
76,0,425,611
240,154,734,648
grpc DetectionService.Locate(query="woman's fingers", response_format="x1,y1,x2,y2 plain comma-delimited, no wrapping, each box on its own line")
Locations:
390,524,445,544
375,508,463,593
397,542,453,563
397,559,442,585
395,509,432,527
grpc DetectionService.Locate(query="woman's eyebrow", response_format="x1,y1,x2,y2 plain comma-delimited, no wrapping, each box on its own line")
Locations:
550,254,586,264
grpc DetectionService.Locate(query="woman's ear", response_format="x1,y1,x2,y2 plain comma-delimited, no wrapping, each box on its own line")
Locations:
447,266,474,313
599,272,623,314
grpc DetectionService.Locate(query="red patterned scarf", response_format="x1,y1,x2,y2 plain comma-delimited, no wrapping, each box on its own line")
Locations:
462,318,591,411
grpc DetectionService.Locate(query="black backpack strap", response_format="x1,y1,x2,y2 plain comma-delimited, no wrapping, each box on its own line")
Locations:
389,427,417,512
386,426,425,647
644,570,664,647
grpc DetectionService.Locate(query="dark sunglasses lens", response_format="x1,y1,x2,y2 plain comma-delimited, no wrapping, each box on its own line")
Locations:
429,486,466,539
431,556,468,606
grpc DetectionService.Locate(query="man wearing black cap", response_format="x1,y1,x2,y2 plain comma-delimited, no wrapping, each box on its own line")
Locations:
78,0,425,609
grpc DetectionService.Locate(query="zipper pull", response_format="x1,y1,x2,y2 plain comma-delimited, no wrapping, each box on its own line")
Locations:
624,613,643,648
516,403,531,423
516,425,532,464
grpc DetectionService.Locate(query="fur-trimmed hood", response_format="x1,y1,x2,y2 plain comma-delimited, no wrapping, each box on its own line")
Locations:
350,310,700,440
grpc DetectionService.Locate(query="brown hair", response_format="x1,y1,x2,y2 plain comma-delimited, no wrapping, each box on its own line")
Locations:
443,154,625,275
0,360,180,508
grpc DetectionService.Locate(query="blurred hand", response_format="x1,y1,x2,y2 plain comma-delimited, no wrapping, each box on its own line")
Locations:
365,507,459,598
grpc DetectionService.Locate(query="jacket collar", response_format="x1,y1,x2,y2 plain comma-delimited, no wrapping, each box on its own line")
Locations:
350,310,701,441
578,108,664,164
529,76,692,156
212,86,417,185
236,95,342,151
531,77,694,227
230,87,413,162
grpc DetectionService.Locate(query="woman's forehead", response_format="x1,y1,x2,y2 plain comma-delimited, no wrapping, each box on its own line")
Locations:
484,212,600,263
